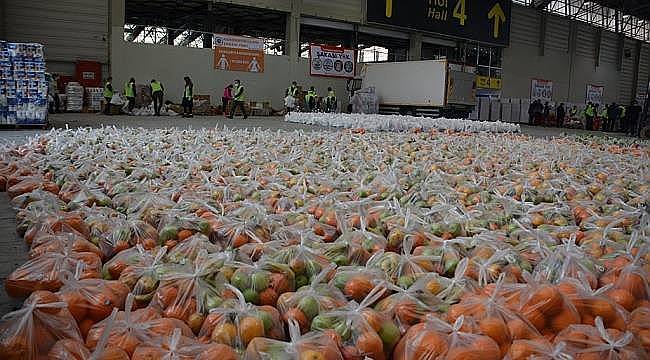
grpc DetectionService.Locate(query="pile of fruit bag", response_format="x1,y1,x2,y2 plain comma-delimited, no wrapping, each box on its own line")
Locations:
310,283,397,359
85,294,194,357
149,250,229,332
0,290,82,360
55,265,130,338
245,318,343,360
393,314,502,360
197,285,285,351
221,257,296,307
102,245,166,308
277,265,347,333
5,239,102,297
47,308,130,360
132,327,239,360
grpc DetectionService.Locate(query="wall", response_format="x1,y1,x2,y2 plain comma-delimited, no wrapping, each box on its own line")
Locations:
502,4,649,105
111,41,349,109
4,0,109,75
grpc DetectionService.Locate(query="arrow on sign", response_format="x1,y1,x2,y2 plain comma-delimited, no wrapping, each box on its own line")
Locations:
488,3,506,38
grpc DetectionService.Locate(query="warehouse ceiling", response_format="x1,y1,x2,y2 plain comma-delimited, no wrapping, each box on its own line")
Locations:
126,0,286,38
592,0,650,20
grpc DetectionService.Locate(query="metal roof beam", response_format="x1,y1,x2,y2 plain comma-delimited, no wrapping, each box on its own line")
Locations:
126,25,145,41
533,0,554,10
178,31,203,46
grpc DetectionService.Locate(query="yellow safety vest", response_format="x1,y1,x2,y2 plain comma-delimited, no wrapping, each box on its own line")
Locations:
234,84,245,101
184,84,192,99
151,81,162,93
124,82,135,97
305,91,317,101
327,91,336,100
103,82,113,98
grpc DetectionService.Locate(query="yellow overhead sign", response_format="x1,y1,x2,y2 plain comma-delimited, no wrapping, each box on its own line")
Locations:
477,76,502,90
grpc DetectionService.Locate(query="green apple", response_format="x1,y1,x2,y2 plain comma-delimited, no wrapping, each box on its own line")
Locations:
243,288,260,304
378,321,400,349
231,270,251,290
298,296,319,320
257,310,273,332
295,274,309,289
310,314,333,330
251,271,269,291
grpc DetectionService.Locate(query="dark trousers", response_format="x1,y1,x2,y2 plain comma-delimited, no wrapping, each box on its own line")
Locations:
229,100,247,118
104,97,112,115
602,118,610,132
222,97,230,115
49,94,60,113
182,97,193,116
586,116,593,130
326,98,337,113
152,91,163,115
127,97,135,112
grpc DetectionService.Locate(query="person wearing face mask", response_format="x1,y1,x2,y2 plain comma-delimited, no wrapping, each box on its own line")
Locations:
229,79,248,119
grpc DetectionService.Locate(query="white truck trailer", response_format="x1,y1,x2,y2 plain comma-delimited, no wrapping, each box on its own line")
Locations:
359,60,476,118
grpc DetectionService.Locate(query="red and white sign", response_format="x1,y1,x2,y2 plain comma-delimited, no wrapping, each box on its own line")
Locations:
586,84,604,105
531,78,553,102
309,44,356,78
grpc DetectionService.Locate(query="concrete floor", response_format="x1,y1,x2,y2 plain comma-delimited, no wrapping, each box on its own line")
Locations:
0,113,640,314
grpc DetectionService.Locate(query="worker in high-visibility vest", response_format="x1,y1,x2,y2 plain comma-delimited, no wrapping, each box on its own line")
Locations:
124,77,136,114
326,87,337,113
287,81,299,98
583,102,595,130
150,79,164,116
599,105,608,132
103,77,113,115
182,76,194,118
229,79,248,119
305,86,318,112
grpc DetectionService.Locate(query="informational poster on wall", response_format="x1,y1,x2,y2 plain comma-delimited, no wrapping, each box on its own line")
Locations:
309,44,356,79
531,78,553,102
586,84,604,104
213,34,264,73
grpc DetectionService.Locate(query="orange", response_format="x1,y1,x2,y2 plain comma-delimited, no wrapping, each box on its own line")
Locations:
344,276,374,302
283,307,308,333
479,316,511,345
356,331,384,359
607,288,636,312
239,316,264,346
211,322,237,346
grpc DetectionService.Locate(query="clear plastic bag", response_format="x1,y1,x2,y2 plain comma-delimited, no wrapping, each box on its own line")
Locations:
47,308,130,360
366,236,439,287
269,239,333,289
5,242,102,298
29,232,102,260
197,285,285,351
245,318,343,360
393,315,501,360
310,284,390,360
277,265,346,333
329,265,388,303
603,250,650,312
56,266,130,335
132,327,239,360
85,294,194,357
0,290,82,360
150,250,229,332
222,258,295,306
554,317,647,360
628,307,650,352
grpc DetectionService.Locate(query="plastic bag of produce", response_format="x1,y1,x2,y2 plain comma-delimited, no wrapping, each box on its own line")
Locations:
534,235,603,288
150,250,229,332
56,265,130,336
29,232,102,260
558,274,629,331
165,233,223,263
330,265,388,302
0,290,83,360
393,315,501,360
366,236,438,287
223,258,295,306
277,265,346,333
7,175,59,199
374,280,440,335
197,285,285,350
245,318,343,360
11,188,64,210
629,307,650,352
85,294,193,357
132,327,238,360
412,237,465,277
505,339,571,360
214,215,271,249
156,210,211,243
554,317,647,360
412,258,479,305
102,218,160,256
48,308,130,360
310,284,390,360
21,211,90,245
5,242,102,298
448,275,543,356
269,239,333,289
602,250,650,312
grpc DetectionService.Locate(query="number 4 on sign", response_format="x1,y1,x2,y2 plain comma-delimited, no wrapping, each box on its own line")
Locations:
488,3,506,38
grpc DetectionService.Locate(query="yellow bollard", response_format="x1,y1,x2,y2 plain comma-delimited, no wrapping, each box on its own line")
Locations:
386,0,393,18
